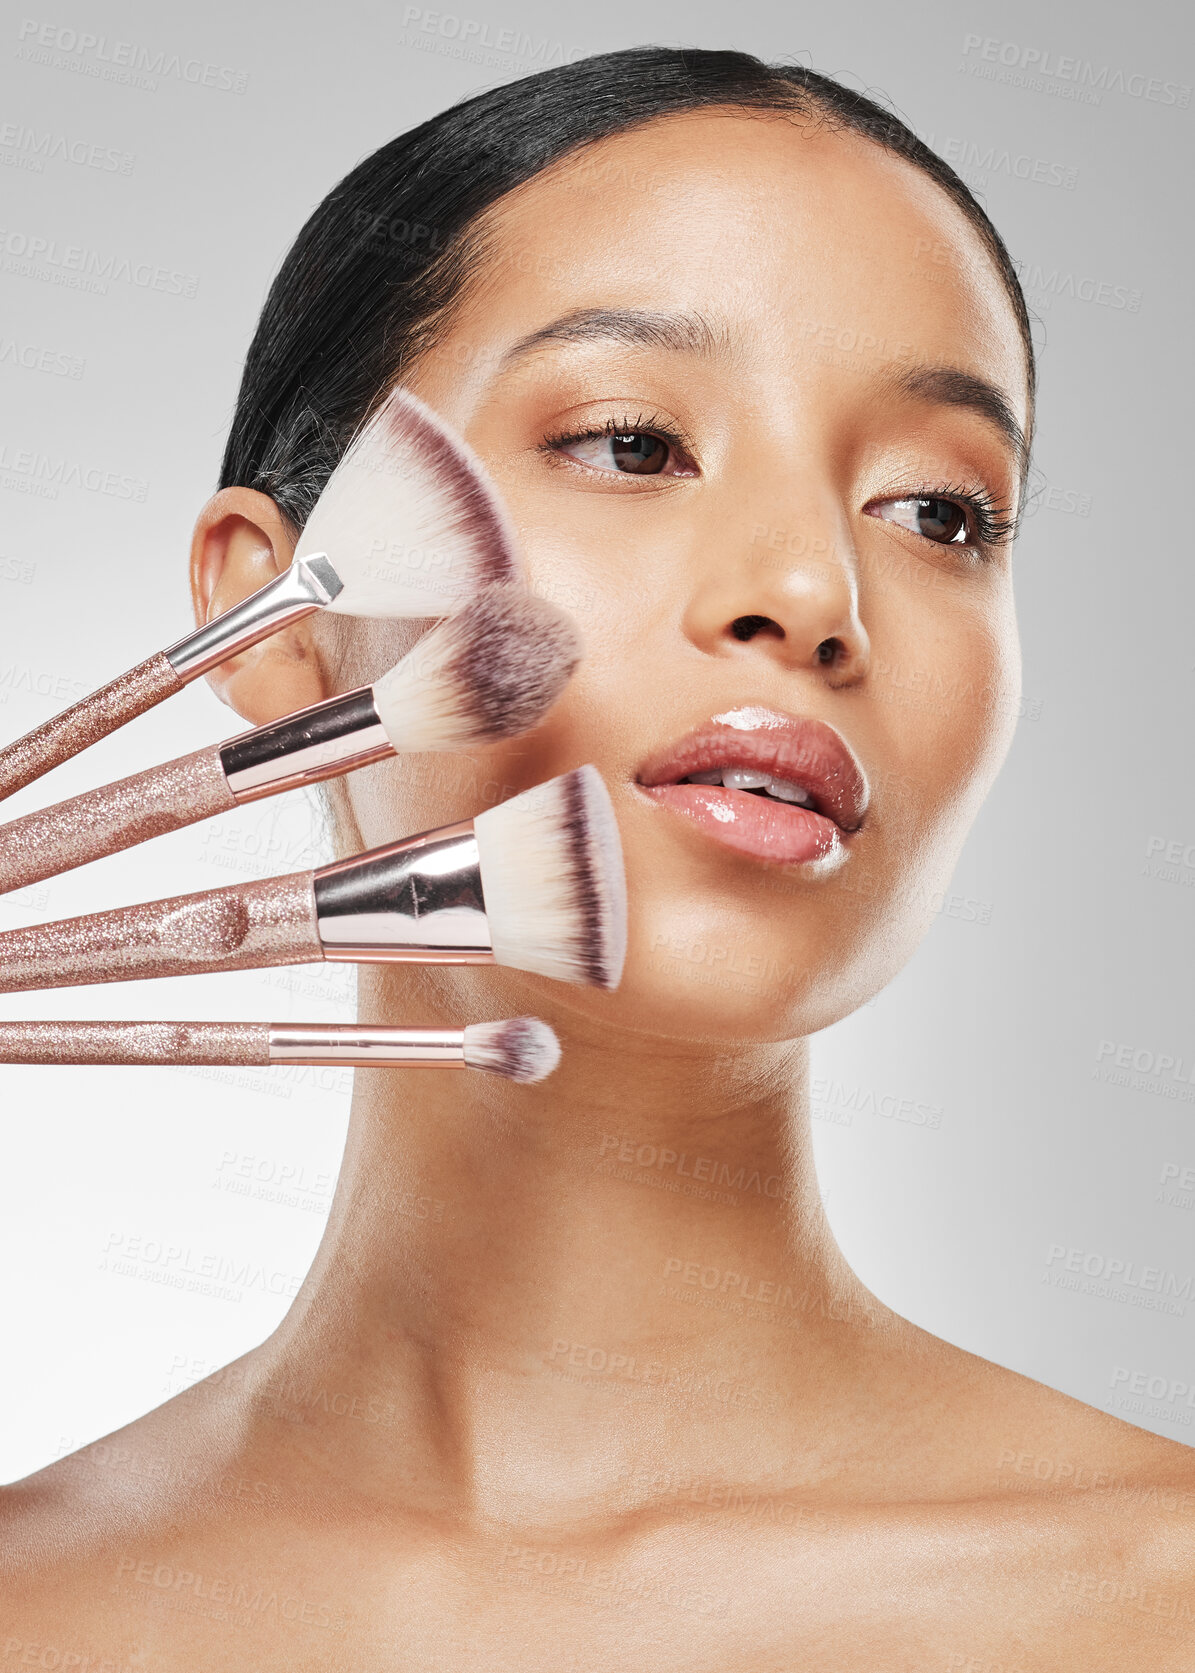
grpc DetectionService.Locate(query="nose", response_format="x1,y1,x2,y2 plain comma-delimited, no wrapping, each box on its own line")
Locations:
681,496,869,683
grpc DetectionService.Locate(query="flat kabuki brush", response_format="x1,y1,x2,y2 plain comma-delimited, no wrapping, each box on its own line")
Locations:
0,765,627,994
0,1017,561,1083
0,587,581,896
0,386,519,802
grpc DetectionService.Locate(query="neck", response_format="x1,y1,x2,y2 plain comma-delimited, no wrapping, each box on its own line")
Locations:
249,969,896,1526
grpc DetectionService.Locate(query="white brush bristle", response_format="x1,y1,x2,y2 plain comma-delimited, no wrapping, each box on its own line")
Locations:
472,765,627,990
295,385,520,618
371,586,582,753
462,1016,561,1083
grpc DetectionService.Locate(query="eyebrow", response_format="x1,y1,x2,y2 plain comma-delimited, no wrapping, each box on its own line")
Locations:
500,306,733,368
500,310,1029,482
881,364,1029,483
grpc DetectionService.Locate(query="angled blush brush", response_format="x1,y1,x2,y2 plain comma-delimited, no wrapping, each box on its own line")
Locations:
0,385,519,803
0,765,627,995
0,1016,562,1083
0,587,582,896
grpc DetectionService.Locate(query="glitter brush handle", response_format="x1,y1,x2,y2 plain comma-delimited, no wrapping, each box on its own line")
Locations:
0,1020,271,1065
0,872,322,994
0,558,340,806
0,653,182,804
0,1020,475,1069
0,746,234,896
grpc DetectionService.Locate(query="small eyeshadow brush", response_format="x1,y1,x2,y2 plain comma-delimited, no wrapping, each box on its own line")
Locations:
0,1016,561,1083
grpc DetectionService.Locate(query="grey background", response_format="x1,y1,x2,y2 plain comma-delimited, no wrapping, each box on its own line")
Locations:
0,0,1191,1481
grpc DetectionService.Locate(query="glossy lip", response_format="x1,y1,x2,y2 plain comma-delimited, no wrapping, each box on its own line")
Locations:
633,707,868,870
635,707,869,832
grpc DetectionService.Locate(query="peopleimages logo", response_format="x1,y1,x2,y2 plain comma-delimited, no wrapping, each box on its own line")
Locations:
0,122,134,175
1111,1366,1195,1411
0,227,198,298
959,33,1191,107
928,132,1079,190
0,336,84,378
1096,1040,1195,1081
1043,1244,1193,1313
1159,1162,1195,1210
1093,1039,1195,1102
1143,835,1195,889
398,5,587,66
1015,260,1142,312
15,19,249,94
0,441,147,501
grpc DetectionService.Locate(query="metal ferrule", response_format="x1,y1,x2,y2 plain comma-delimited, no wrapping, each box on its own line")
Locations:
220,687,393,803
164,554,342,680
312,821,495,964
267,1024,467,1067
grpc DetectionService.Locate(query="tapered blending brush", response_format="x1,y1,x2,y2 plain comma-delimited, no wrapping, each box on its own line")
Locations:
0,587,582,896
0,1017,562,1083
0,386,519,802
0,765,627,994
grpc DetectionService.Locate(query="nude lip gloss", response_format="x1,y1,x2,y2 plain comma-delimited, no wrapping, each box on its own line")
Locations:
639,781,843,866
635,707,867,867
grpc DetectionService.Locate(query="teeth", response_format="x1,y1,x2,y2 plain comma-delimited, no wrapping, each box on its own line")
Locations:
765,777,813,805
680,768,815,807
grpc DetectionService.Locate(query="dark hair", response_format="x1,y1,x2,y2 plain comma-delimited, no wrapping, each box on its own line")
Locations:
220,45,1035,531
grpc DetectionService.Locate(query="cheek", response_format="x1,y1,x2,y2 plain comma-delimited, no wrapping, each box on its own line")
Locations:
872,575,1021,847
343,677,614,859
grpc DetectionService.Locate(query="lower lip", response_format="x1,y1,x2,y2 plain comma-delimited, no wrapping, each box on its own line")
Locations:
640,784,844,866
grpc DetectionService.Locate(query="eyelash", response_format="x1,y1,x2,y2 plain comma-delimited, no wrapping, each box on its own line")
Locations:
539,418,1016,552
538,412,696,472
895,480,1019,551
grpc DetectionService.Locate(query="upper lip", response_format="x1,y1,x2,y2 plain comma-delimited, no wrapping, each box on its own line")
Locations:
635,708,869,833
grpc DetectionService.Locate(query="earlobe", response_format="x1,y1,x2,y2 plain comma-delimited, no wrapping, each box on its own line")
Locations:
188,487,330,725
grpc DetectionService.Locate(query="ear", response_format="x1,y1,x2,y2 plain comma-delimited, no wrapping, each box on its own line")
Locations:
189,487,330,724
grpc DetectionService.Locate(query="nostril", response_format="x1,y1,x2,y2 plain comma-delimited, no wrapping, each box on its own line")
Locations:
816,637,841,665
730,614,783,642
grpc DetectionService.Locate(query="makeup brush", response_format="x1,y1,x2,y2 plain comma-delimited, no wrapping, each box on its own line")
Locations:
0,385,519,803
0,765,627,994
0,1017,561,1083
0,587,581,896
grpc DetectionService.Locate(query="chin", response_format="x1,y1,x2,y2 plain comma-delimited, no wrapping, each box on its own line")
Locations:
525,900,908,1048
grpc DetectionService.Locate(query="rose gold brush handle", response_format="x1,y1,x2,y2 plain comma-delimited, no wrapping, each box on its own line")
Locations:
0,746,235,896
0,1020,270,1065
0,653,183,804
0,1021,476,1069
0,872,322,993
0,557,341,805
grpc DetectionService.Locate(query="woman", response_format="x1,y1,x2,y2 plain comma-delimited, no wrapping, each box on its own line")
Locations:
5,45,1193,1667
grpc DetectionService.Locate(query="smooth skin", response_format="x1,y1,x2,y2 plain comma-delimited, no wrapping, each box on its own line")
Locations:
4,110,1193,1670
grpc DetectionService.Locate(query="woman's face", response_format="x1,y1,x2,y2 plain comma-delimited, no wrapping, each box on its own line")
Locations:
344,109,1029,1043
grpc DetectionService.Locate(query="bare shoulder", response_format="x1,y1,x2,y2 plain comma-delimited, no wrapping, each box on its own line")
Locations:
892,1322,1195,1573
0,1372,286,1641
942,1331,1195,1497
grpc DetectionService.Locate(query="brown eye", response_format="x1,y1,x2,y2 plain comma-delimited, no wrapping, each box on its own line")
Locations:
556,428,684,476
869,496,970,545
607,432,668,474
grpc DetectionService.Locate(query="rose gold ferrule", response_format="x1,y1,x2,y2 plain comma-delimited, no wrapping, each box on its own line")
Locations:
220,687,393,804
266,1024,467,1067
164,554,342,681
0,817,506,993
313,820,496,965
